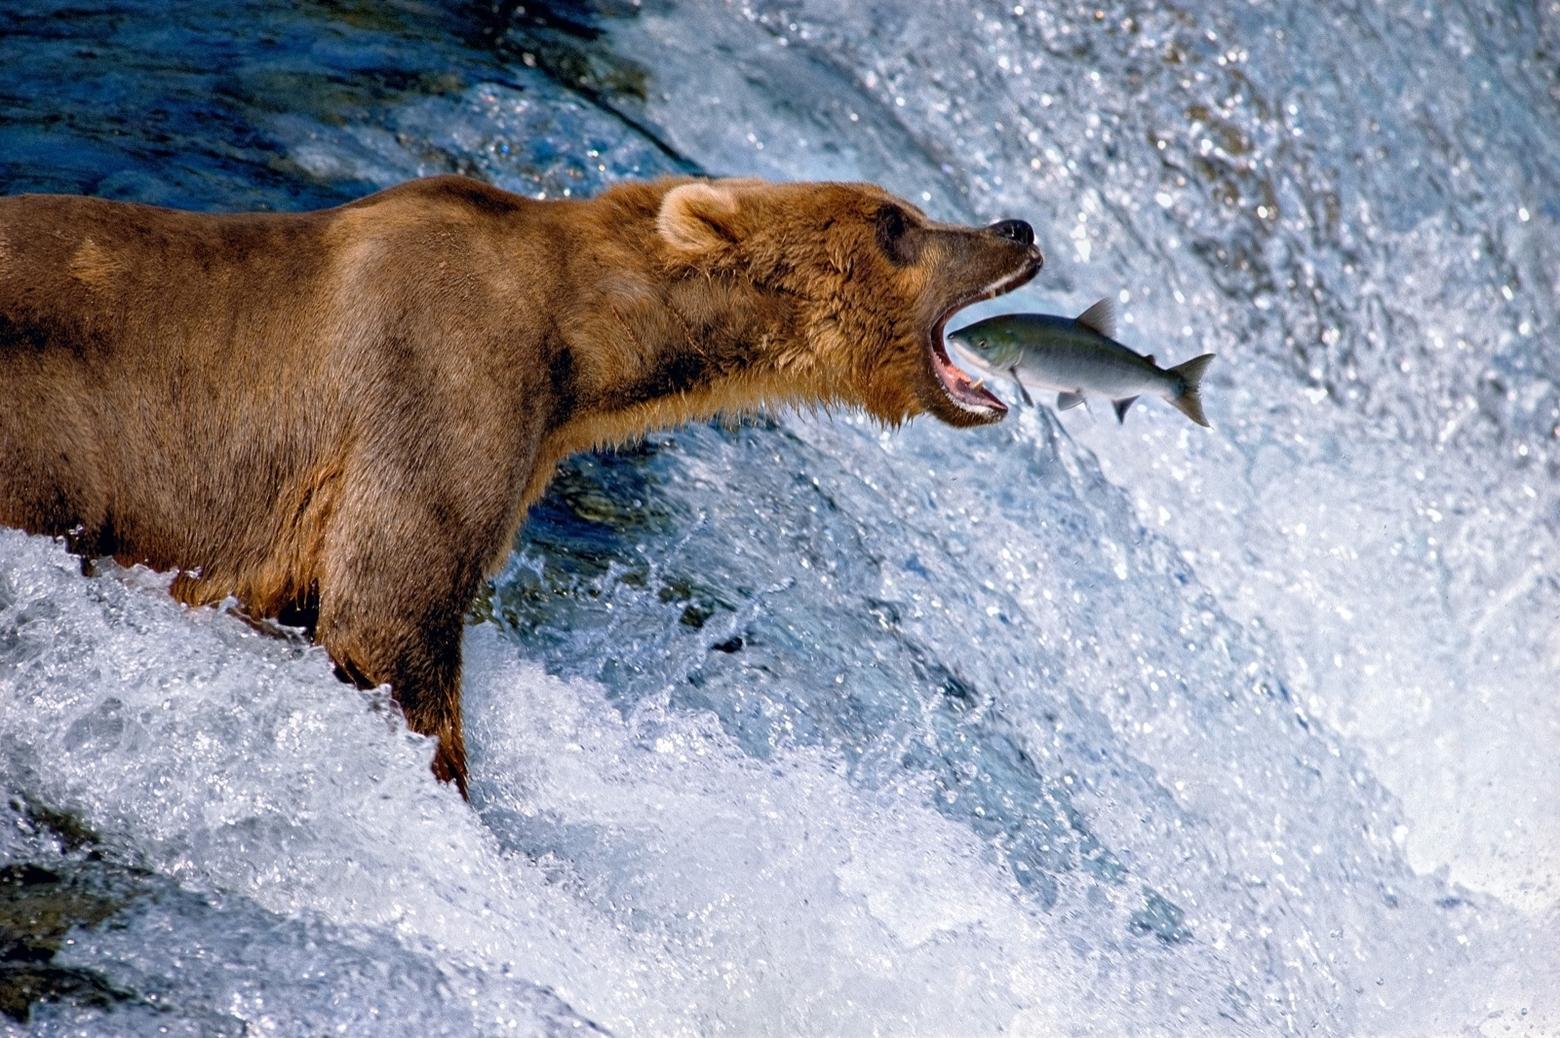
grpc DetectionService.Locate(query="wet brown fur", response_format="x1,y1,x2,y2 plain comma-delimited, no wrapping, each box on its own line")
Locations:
0,175,1040,796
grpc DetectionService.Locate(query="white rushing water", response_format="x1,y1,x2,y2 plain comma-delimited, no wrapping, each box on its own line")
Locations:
2,0,1556,1035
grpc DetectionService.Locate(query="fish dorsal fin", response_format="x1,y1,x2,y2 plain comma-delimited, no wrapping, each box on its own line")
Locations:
1075,298,1116,338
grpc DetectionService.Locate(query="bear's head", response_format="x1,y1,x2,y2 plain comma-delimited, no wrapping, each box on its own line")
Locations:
652,178,1043,427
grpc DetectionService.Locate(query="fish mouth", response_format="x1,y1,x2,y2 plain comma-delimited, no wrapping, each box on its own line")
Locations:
920,250,1041,426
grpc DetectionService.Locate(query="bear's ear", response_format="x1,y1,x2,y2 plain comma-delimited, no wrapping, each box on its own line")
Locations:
657,181,754,256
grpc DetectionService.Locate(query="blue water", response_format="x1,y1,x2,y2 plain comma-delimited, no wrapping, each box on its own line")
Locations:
1,2,1555,1035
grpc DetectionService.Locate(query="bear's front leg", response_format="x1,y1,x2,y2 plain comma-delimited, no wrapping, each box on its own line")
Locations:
314,496,490,798
320,580,474,797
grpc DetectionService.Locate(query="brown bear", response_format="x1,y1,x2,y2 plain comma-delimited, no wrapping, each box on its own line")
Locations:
0,174,1042,795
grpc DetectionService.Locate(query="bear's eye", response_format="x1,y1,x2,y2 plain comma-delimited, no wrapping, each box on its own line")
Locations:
874,204,916,266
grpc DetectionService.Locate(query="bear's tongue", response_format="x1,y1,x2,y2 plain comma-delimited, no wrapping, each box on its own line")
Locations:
931,338,1007,415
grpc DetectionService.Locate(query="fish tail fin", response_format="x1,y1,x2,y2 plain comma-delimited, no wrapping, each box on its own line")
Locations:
1167,353,1215,428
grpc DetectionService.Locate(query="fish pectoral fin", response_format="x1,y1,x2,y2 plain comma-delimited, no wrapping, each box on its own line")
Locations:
1008,367,1036,406
1143,354,1156,367
1056,391,1086,412
1112,396,1139,424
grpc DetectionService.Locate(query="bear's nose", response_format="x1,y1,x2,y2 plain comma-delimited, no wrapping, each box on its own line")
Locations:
988,219,1034,246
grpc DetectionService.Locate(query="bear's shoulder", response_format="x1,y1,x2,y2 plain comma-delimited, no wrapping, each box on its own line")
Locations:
342,175,526,220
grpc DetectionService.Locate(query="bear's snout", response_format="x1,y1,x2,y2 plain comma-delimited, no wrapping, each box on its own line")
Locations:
987,219,1034,247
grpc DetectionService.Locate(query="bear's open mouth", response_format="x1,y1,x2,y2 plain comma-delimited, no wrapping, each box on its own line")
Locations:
928,309,1007,416
923,261,1038,421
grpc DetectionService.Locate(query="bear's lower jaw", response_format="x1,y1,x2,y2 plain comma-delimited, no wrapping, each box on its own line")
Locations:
925,318,1008,423
917,256,1040,427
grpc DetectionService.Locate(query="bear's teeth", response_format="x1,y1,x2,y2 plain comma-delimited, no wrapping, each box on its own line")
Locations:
931,346,1006,414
